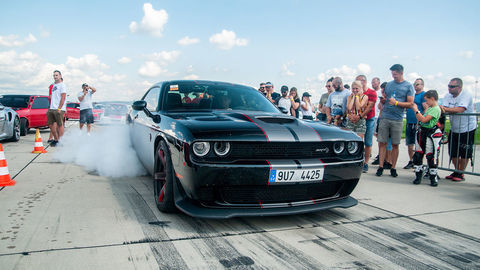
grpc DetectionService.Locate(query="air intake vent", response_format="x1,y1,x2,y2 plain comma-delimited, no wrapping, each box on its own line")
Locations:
256,116,295,124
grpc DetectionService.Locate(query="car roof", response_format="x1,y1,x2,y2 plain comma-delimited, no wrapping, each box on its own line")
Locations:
154,80,250,88
0,94,48,98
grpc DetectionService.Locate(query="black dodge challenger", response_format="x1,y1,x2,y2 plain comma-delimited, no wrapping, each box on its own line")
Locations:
128,80,363,218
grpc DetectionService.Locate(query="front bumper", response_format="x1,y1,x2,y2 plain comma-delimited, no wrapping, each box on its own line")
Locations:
173,158,363,218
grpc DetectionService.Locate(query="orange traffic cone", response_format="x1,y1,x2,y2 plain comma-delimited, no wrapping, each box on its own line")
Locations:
0,144,16,187
32,129,47,153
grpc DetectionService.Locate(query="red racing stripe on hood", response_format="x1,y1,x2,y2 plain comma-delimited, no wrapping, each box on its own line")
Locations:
240,113,270,142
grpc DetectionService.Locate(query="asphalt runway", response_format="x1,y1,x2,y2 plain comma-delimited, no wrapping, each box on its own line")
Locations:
1,123,479,269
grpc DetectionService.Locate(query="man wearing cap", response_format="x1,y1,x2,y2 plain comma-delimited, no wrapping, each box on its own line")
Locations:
46,70,67,146
300,92,314,120
275,85,293,115
265,82,280,103
77,83,97,134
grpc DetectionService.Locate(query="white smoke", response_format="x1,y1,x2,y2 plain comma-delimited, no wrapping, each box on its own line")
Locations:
53,124,146,177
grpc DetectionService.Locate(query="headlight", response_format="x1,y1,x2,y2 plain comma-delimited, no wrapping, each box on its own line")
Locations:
214,142,230,156
347,141,358,154
333,142,345,154
192,142,210,157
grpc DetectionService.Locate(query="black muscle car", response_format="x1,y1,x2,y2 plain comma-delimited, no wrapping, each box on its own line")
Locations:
129,80,363,218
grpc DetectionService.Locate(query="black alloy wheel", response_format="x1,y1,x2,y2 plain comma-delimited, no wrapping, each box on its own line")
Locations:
20,118,28,136
9,117,20,142
153,140,176,213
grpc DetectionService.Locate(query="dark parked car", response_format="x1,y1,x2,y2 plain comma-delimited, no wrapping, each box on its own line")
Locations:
0,102,20,142
0,95,50,135
129,80,363,218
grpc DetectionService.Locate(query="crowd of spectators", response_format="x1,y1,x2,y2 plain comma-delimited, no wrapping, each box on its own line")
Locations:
258,64,477,185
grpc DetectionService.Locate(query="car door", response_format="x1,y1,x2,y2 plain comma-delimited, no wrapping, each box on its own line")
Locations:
0,103,5,134
30,97,50,127
132,86,161,174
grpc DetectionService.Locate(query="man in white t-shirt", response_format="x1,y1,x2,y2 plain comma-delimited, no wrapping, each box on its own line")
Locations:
275,85,292,115
441,78,478,182
46,70,67,146
77,83,97,134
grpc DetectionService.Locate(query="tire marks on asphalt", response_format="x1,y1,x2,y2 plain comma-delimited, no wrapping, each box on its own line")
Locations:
125,185,189,269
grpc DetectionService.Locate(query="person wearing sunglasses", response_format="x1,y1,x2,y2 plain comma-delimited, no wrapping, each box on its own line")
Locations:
317,77,334,122
258,82,266,96
440,78,477,182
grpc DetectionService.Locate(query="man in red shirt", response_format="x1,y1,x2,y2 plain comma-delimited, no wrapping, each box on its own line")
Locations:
356,75,377,173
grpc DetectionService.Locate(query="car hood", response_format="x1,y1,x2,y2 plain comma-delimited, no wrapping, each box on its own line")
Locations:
165,111,360,142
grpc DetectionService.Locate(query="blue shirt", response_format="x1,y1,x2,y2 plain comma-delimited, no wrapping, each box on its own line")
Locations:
381,80,414,121
406,91,426,124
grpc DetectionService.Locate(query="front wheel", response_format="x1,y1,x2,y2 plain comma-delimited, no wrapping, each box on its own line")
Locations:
153,140,177,213
20,118,28,136
9,117,20,142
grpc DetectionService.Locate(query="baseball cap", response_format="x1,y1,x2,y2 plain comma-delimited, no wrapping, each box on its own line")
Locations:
265,82,273,87
280,85,288,92
302,92,311,97
82,83,88,87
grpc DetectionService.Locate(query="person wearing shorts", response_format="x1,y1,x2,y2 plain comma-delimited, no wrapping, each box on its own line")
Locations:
356,75,377,173
441,78,478,181
47,70,67,146
404,78,426,169
77,83,97,134
376,64,414,177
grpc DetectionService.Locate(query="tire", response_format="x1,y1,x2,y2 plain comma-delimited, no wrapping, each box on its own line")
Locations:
8,117,20,142
153,140,177,213
20,118,28,136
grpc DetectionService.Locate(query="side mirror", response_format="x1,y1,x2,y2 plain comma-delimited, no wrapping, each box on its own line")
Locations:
132,100,146,111
133,100,161,124
279,107,289,114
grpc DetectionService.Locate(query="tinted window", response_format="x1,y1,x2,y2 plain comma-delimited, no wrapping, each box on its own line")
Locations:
67,103,77,108
31,97,50,109
162,82,279,113
0,95,30,108
143,87,161,111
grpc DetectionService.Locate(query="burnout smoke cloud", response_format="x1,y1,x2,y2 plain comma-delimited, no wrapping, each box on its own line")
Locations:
53,125,146,178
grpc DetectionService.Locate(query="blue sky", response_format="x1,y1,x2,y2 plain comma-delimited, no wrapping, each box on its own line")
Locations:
1,0,479,102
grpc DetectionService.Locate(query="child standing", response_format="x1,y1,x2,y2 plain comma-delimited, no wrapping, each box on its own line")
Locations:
411,90,442,186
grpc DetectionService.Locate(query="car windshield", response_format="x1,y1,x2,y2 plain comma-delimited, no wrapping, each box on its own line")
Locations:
94,104,105,110
104,104,128,116
0,95,30,108
163,82,280,113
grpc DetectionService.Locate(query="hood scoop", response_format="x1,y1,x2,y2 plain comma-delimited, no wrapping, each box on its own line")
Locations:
256,116,295,124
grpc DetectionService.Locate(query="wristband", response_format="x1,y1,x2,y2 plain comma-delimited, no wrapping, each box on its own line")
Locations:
395,101,398,106
57,108,61,111
415,111,420,115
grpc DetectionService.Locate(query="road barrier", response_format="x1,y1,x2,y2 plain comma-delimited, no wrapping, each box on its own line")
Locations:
438,112,479,177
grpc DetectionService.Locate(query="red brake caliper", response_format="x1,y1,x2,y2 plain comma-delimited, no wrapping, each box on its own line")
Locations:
155,149,167,203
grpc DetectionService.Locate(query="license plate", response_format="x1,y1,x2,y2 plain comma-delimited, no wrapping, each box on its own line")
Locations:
269,168,324,183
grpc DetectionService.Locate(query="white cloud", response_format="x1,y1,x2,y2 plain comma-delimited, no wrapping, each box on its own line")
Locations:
0,33,37,47
184,74,199,80
66,54,109,70
462,75,477,84
458,50,474,59
209,30,248,50
357,63,371,75
39,26,50,38
178,36,199,46
406,72,421,81
129,3,168,37
149,50,180,62
118,57,131,64
281,62,295,77
413,55,421,61
186,65,194,73
138,61,167,77
392,55,399,59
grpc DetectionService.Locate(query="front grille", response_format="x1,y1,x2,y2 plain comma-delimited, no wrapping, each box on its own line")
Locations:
229,142,333,159
216,181,343,204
